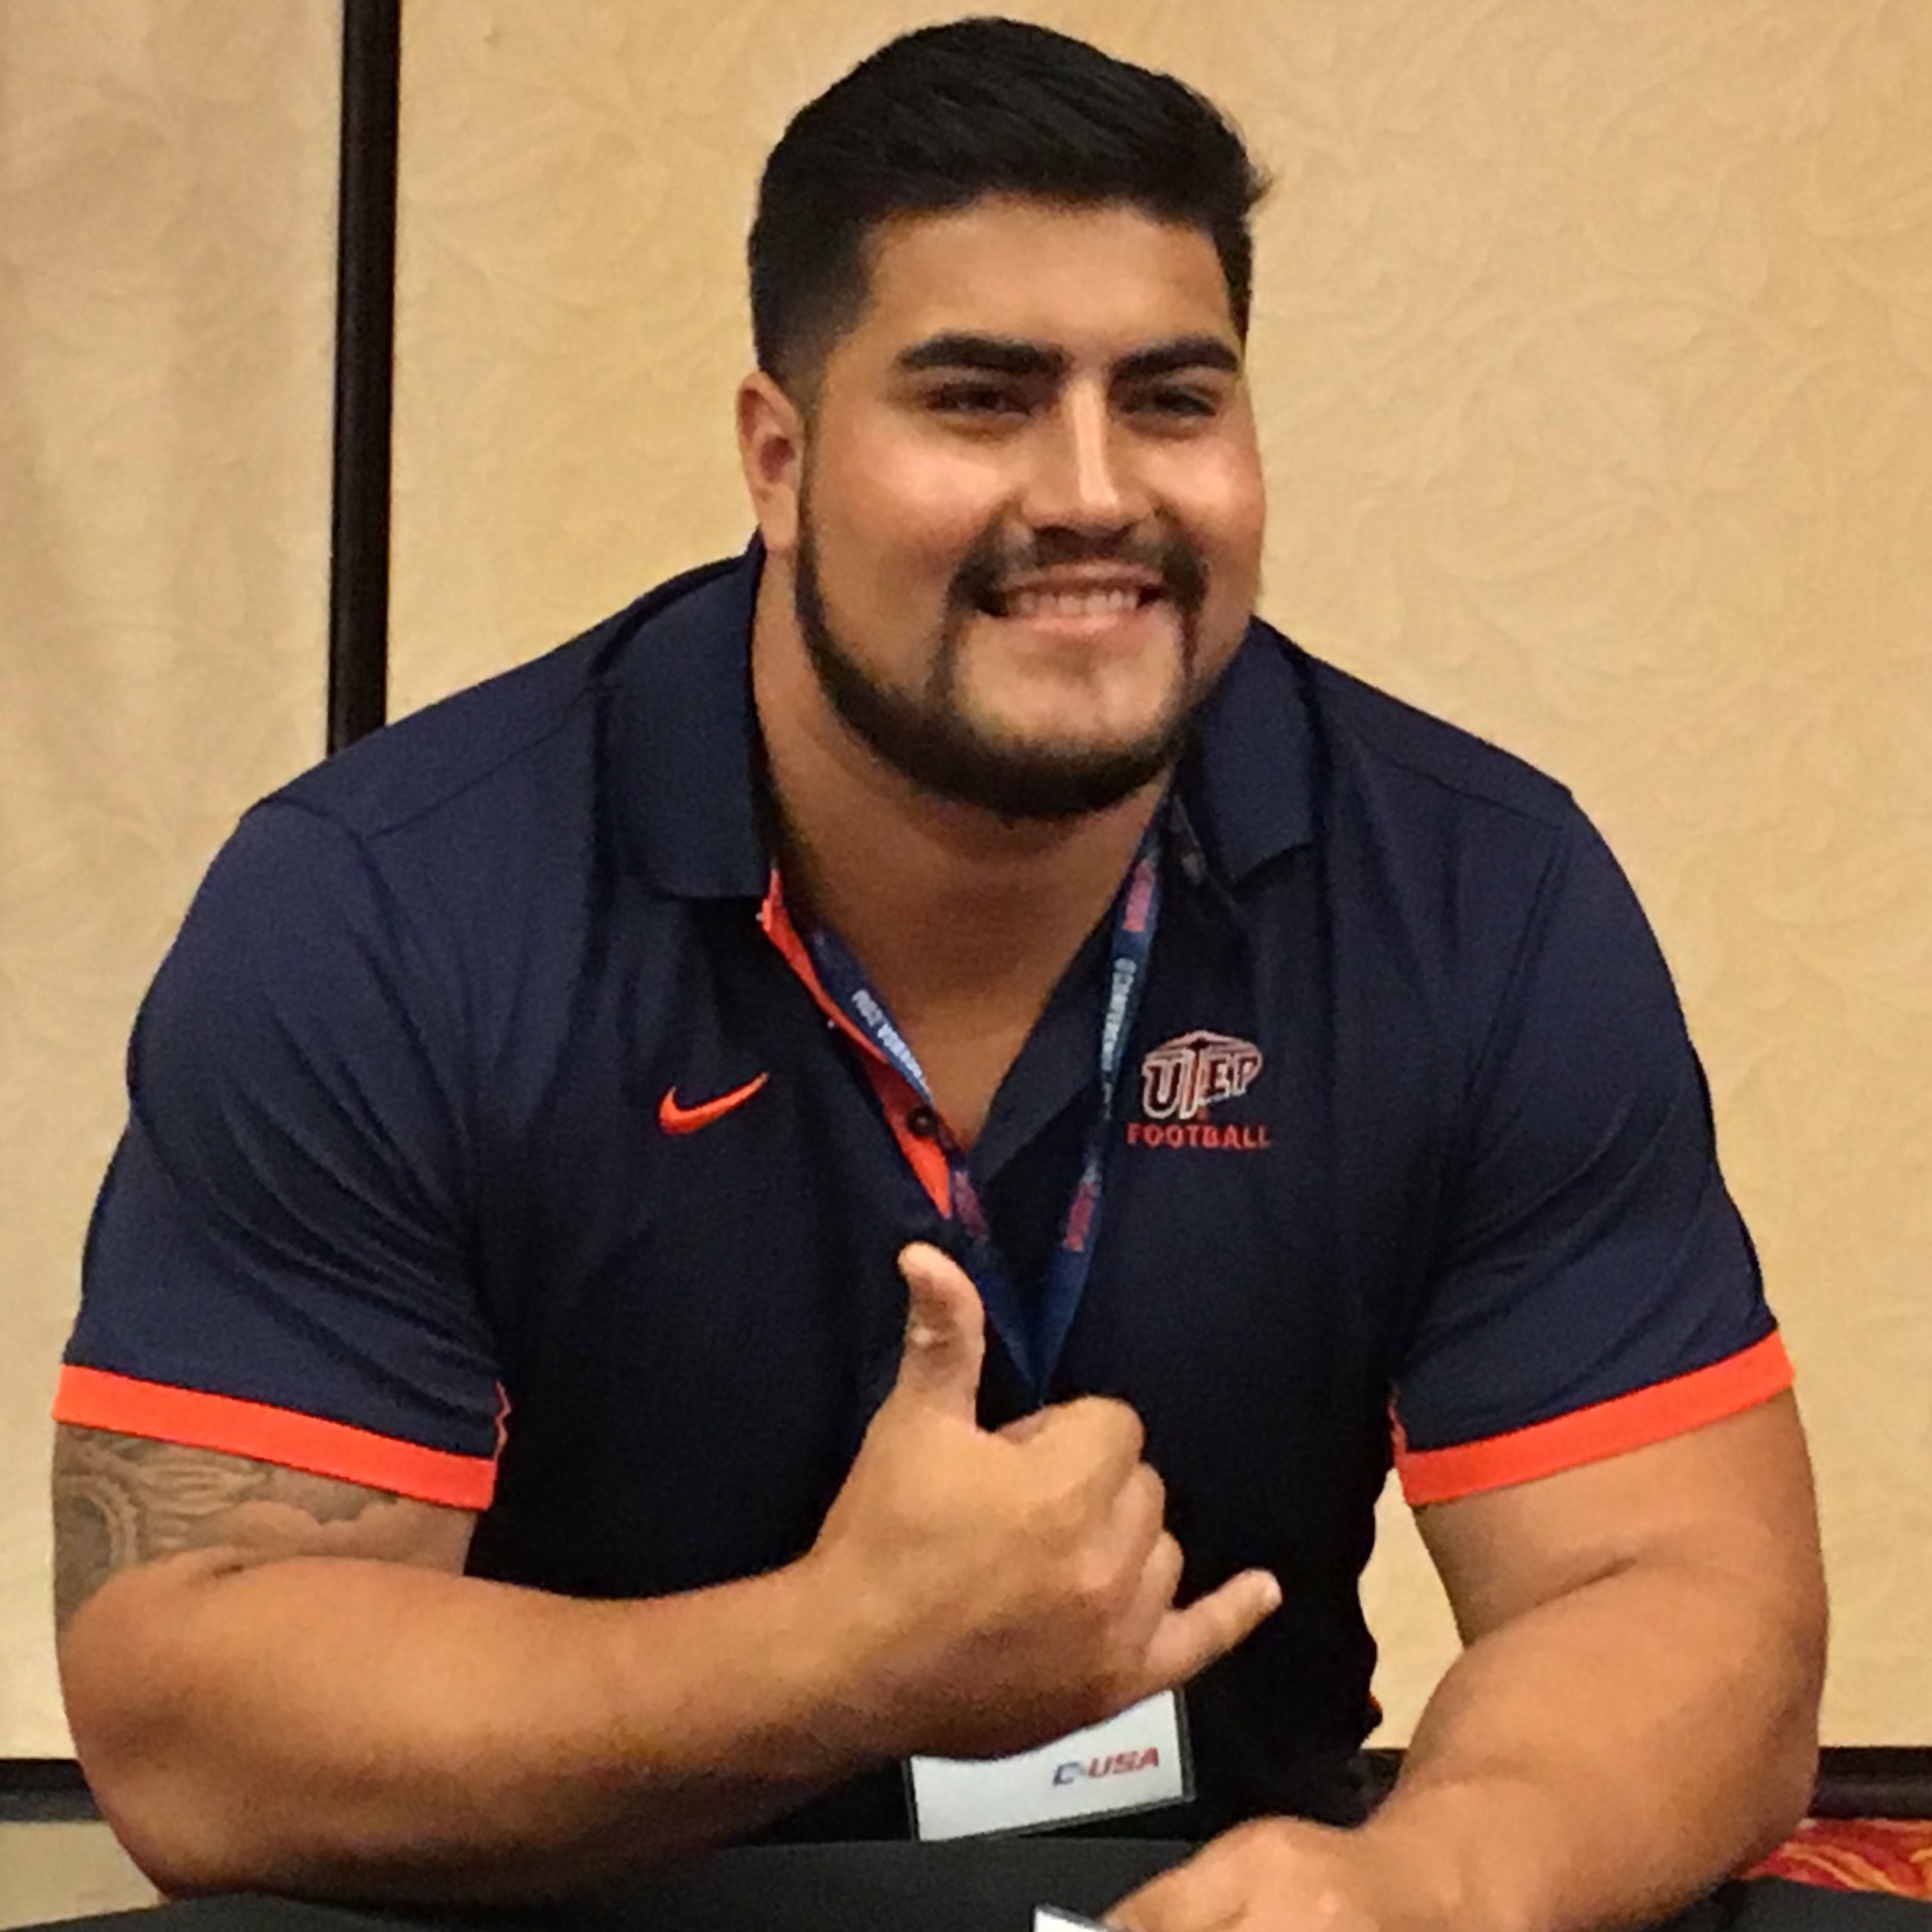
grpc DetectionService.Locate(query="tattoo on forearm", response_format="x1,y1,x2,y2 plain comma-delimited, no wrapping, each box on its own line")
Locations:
51,1429,444,1630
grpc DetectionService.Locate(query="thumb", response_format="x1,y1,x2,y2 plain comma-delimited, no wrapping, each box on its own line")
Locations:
891,1242,986,1420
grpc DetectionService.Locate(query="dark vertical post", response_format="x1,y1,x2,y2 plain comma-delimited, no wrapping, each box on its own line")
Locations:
327,0,401,753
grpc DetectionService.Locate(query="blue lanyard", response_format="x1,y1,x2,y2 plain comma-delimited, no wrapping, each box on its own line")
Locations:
804,814,1163,1397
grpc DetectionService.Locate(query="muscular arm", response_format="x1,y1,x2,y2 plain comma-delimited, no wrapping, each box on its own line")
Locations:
53,1428,476,1623
54,1250,1276,1905
1113,1394,1825,1932
53,1426,867,1902
1366,1391,1826,1932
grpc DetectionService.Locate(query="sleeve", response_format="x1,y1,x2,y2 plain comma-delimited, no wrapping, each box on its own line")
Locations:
56,799,504,1508
1391,808,1791,1506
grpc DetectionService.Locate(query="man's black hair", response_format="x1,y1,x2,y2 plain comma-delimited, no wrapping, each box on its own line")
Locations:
749,17,1269,395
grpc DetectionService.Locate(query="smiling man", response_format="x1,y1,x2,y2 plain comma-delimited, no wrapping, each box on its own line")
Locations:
54,20,1824,1932
762,200,1258,831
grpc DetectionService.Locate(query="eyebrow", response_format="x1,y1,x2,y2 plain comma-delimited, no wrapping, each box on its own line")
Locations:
894,332,1241,382
1114,336,1242,382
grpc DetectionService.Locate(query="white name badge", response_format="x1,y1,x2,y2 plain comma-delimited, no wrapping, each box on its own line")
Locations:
906,1690,1191,1842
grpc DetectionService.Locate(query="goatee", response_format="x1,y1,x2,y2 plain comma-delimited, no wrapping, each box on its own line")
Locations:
792,512,1210,822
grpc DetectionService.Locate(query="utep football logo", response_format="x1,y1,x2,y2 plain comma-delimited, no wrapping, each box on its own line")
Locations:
1128,1030,1270,1151
1139,1029,1261,1120
1053,1746,1162,1787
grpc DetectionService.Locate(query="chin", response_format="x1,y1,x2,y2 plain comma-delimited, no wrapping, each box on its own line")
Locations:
961,668,1191,752
1001,725,1177,774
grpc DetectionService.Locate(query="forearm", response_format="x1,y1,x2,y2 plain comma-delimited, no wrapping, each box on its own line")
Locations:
64,1549,878,1903
55,1251,1278,1908
1361,1560,1823,1932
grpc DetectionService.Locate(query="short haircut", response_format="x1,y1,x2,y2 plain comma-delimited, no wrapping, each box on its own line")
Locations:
749,17,1270,396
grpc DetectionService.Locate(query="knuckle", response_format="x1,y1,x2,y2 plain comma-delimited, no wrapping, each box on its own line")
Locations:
1069,1394,1143,1456
1040,1478,1096,1550
1107,1399,1148,1459
1149,1531,1184,1592
1223,1818,1279,1853
1070,1547,1127,1616
1131,1461,1166,1520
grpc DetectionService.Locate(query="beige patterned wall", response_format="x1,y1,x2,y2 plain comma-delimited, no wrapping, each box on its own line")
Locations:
3,0,1927,1759
0,2,337,1751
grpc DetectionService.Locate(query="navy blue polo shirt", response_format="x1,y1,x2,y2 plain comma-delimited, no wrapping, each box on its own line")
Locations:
61,547,1787,1839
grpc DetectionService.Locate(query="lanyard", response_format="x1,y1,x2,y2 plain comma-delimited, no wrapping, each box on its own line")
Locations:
804,812,1163,1397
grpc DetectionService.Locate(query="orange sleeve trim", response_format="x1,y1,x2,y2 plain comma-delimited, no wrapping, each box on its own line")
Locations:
53,1364,498,1510
1395,1331,1793,1507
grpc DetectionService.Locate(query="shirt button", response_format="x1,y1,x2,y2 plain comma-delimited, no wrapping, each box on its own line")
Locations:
906,1104,941,1140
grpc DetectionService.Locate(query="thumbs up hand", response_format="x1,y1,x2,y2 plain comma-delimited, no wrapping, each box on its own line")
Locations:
887,1238,988,1421
802,1244,1280,1764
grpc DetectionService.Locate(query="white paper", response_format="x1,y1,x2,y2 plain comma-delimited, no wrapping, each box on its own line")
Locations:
1034,1910,1110,1930
907,1689,1189,1842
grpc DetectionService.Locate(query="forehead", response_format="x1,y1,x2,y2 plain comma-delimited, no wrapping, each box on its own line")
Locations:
843,195,1238,364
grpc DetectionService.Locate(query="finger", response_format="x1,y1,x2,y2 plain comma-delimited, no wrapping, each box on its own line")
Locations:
1132,1528,1186,1624
1107,1874,1245,1932
1107,1895,1244,1932
995,1407,1054,1446
1026,1393,1147,1493
1107,1841,1250,1932
1140,1569,1282,1686
1102,1464,1169,1577
1111,1525,1187,1657
891,1243,986,1420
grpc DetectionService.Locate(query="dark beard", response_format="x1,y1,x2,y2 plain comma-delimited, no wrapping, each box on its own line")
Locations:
792,510,1209,823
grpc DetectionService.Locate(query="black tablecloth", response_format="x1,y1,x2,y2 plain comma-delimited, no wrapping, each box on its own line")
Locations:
21,1843,1932,1932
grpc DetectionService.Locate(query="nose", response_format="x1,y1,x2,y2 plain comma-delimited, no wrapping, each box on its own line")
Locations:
1020,382,1147,536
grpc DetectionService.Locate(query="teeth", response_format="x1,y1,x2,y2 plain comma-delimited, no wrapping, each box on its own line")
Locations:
1006,587,1145,619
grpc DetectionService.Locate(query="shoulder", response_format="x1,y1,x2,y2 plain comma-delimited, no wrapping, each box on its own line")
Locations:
1202,623,1590,931
1273,632,1576,835
152,555,752,1060
1203,629,1659,1093
223,551,755,924
274,555,742,845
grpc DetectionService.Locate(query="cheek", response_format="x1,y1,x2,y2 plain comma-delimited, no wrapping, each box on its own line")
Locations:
1173,467,1265,630
819,431,1010,574
1174,456,1266,665
1140,424,1264,543
1188,442,1267,555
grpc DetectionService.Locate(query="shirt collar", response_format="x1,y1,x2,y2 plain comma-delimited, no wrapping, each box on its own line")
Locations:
604,545,1315,900
1178,616,1316,887
604,544,769,899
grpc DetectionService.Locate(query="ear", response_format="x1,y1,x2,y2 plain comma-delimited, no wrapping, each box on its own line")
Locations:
737,371,805,557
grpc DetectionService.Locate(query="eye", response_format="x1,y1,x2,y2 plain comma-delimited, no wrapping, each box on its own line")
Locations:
1127,385,1220,421
926,381,1031,418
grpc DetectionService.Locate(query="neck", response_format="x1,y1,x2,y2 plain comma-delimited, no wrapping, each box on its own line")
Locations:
750,563,1163,1023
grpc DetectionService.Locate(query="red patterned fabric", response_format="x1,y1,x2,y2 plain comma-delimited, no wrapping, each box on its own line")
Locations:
1748,1820,1932,1898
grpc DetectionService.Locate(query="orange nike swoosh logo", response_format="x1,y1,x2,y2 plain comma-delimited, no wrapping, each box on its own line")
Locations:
658,1072,769,1135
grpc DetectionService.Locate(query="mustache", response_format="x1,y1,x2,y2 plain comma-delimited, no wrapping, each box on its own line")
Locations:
948,522,1208,616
